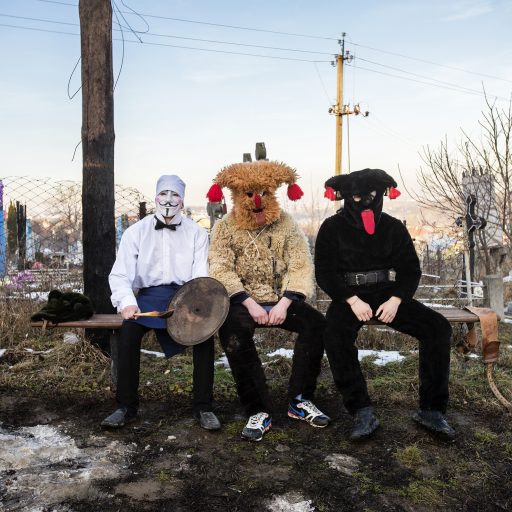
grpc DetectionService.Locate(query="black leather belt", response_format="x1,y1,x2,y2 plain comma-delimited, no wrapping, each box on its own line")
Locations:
344,269,393,286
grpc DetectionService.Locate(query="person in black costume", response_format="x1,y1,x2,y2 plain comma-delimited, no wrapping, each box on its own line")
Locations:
315,168,455,440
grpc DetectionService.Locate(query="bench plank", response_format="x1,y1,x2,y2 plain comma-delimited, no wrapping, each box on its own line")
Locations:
29,307,481,330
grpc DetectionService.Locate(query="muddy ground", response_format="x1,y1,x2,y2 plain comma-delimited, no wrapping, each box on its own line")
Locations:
1,323,512,511
1,378,512,510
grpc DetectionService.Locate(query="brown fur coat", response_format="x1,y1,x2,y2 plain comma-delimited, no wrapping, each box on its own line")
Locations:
209,211,314,302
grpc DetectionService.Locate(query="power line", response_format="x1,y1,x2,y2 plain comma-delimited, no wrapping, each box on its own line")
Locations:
0,22,329,63
34,0,340,41
0,13,333,55
349,41,512,85
356,56,502,99
349,63,509,102
32,0,512,84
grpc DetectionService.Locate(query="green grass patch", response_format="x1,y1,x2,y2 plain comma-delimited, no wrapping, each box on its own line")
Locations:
473,428,498,444
397,478,454,507
393,444,424,467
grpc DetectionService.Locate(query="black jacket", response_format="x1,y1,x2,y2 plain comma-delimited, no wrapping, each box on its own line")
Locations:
314,211,421,302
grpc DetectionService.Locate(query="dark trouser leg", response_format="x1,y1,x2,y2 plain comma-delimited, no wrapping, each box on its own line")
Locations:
281,301,326,401
389,300,452,413
324,301,370,414
191,337,215,413
219,304,274,416
116,321,149,412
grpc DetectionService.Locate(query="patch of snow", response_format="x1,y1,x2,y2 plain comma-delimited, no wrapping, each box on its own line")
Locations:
324,453,360,475
267,492,315,512
0,348,6,358
215,355,230,368
267,348,294,359
0,424,134,511
502,318,512,324
140,349,165,358
63,331,80,344
23,348,53,355
420,302,454,308
359,350,406,366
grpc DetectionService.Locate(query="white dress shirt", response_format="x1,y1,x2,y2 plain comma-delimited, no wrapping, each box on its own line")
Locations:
109,213,209,311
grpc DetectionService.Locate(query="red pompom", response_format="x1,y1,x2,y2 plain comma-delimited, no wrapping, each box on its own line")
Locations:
206,183,223,202
388,186,401,199
287,183,304,201
324,186,337,201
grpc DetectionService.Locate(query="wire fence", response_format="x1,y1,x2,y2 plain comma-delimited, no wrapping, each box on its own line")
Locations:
0,176,499,307
0,176,154,296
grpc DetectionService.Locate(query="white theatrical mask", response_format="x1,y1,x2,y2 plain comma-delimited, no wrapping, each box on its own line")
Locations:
155,190,183,218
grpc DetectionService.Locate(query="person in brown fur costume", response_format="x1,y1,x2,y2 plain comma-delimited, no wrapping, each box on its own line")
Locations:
207,160,330,442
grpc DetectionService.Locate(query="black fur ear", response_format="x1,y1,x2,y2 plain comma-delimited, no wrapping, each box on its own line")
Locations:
325,168,397,198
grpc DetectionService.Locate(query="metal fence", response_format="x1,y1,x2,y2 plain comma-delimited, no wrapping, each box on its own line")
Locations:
0,176,154,293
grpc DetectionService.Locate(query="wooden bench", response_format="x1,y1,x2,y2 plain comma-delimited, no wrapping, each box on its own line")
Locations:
30,307,509,410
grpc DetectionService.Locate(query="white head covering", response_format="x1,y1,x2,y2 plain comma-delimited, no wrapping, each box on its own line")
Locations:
156,175,186,198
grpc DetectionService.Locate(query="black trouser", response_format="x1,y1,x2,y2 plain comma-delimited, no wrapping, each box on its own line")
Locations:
218,301,326,417
324,288,452,415
116,322,215,414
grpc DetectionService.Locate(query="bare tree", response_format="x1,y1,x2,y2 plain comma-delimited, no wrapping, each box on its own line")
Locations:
408,94,512,277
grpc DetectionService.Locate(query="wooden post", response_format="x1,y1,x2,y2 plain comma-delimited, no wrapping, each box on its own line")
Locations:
79,0,116,351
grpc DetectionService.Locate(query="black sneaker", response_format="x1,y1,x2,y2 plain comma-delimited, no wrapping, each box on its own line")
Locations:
413,410,455,440
101,407,137,428
194,411,221,431
349,406,379,440
241,412,272,442
288,399,331,428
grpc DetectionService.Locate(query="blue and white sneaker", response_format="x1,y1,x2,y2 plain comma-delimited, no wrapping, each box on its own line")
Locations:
288,399,331,428
241,412,272,441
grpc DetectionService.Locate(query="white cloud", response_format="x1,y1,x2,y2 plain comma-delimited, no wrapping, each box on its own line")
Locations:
442,0,494,21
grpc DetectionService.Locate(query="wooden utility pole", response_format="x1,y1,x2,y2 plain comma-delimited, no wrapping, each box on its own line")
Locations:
79,0,116,350
329,34,369,176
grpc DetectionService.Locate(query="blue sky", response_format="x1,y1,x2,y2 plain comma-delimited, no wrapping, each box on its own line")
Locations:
1,0,511,207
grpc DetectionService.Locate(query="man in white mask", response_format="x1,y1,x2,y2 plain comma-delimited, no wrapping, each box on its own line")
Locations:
102,175,221,431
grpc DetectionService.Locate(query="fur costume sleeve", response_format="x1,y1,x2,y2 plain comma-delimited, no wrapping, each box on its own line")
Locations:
314,216,355,301
387,220,421,301
208,218,246,298
280,213,315,299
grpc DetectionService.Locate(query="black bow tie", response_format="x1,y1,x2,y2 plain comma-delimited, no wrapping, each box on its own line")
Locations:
154,217,180,230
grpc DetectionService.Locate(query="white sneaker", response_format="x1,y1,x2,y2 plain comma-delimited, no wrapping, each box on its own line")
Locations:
288,399,331,427
241,412,272,441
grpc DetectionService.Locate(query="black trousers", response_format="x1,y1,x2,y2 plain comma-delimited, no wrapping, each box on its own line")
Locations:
218,301,326,416
116,321,215,414
324,288,452,415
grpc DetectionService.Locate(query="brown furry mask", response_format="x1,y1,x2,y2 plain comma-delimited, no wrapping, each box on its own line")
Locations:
207,160,304,231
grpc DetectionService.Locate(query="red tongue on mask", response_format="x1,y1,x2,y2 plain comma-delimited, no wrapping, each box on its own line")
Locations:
361,209,375,235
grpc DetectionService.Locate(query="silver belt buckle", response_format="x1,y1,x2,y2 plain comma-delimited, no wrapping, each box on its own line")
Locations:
355,273,365,285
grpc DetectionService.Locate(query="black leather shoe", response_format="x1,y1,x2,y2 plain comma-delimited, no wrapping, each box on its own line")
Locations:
349,406,380,440
194,410,221,431
101,407,137,428
413,410,455,440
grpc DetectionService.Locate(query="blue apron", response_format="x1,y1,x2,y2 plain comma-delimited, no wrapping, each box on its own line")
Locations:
128,284,185,358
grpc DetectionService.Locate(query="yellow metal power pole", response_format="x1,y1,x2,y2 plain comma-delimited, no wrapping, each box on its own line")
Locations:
329,34,369,176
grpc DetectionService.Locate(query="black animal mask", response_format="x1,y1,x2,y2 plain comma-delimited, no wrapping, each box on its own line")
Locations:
324,168,400,234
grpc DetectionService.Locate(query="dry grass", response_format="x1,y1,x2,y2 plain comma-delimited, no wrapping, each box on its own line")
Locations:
2,298,512,415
